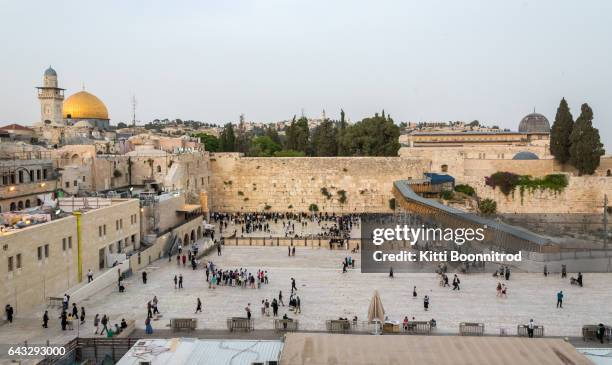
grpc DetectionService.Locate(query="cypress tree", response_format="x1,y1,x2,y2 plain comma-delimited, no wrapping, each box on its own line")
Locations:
569,103,605,175
549,98,574,164
219,123,236,152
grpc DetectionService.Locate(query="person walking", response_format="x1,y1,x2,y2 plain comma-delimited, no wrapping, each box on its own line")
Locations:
195,298,202,313
87,269,94,283
245,303,252,320
296,296,301,314
453,275,460,290
424,295,430,311
94,314,100,334
179,274,184,289
80,307,86,324
291,278,297,292
60,310,67,331
272,299,279,317
142,271,147,284
62,294,69,311
152,296,159,315
101,314,109,335
527,319,535,338
279,291,285,306
597,323,606,344
147,301,153,319
145,317,153,335
556,291,564,308
5,304,14,324
72,303,78,318
174,275,178,289
42,310,49,328
413,286,417,298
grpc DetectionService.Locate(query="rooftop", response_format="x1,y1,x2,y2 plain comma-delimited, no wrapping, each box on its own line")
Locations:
116,338,283,365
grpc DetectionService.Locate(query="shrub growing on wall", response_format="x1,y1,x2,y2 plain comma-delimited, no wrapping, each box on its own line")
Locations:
479,198,497,215
309,203,319,212
337,190,347,204
454,184,476,197
485,172,568,199
485,172,519,196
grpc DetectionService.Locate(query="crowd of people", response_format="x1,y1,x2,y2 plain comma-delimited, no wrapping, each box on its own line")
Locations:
210,211,359,239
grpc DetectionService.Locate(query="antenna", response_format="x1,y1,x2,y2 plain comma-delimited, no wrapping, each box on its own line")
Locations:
132,94,137,127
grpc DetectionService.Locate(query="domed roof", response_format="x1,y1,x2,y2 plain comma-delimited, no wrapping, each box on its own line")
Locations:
519,113,550,133
63,91,109,120
73,120,96,128
44,66,57,77
513,151,539,160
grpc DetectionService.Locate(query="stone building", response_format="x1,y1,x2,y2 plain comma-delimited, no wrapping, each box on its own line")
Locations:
0,198,140,313
0,143,58,213
400,112,550,149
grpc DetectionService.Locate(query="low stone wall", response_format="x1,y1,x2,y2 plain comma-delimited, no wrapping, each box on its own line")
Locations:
66,260,130,304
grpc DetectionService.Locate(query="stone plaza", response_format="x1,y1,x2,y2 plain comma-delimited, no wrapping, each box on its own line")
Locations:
2,243,611,347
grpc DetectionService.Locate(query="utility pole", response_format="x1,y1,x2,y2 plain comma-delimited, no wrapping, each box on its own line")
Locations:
131,95,137,127
604,194,609,250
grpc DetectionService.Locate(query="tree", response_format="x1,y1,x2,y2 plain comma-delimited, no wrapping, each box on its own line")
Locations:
195,133,219,152
337,109,348,156
569,103,605,175
338,111,400,156
550,98,574,164
284,116,309,153
265,125,282,146
249,136,281,157
219,123,236,152
116,122,128,129
234,118,250,154
310,119,338,156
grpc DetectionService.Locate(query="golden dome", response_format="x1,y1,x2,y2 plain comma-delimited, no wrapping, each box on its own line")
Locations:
63,91,109,120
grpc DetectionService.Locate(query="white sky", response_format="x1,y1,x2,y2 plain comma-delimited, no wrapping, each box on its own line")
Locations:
0,0,610,149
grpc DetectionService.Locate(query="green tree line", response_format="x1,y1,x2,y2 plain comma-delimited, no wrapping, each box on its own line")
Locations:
194,109,400,157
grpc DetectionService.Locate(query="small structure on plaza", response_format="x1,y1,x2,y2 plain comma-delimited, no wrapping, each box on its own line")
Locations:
115,338,282,365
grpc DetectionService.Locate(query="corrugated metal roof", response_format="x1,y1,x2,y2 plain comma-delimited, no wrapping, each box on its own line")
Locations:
393,180,550,246
116,338,283,365
280,333,592,365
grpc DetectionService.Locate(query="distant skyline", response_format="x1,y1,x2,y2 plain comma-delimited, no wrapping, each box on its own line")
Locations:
0,0,610,149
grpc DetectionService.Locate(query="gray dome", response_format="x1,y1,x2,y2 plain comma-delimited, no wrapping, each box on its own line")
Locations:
513,151,539,160
519,113,550,133
44,66,57,77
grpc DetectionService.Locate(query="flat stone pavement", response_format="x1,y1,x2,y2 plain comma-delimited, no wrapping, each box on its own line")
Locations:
1,246,611,346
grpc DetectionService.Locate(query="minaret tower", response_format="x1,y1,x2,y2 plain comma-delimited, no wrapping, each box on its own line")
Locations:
37,66,65,124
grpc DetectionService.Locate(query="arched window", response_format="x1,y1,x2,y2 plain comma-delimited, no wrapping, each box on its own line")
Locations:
25,200,31,208
607,169,611,177
157,165,162,173
10,202,16,211
17,201,23,210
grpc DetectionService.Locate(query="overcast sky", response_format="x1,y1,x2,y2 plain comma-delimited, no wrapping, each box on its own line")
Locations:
1,0,610,149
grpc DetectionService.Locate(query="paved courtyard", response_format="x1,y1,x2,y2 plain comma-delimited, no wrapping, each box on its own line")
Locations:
1,246,611,346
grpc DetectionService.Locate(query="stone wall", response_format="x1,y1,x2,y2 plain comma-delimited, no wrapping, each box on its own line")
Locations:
464,175,612,214
208,154,429,213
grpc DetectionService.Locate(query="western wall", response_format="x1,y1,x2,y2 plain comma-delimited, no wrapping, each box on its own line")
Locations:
208,153,429,213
